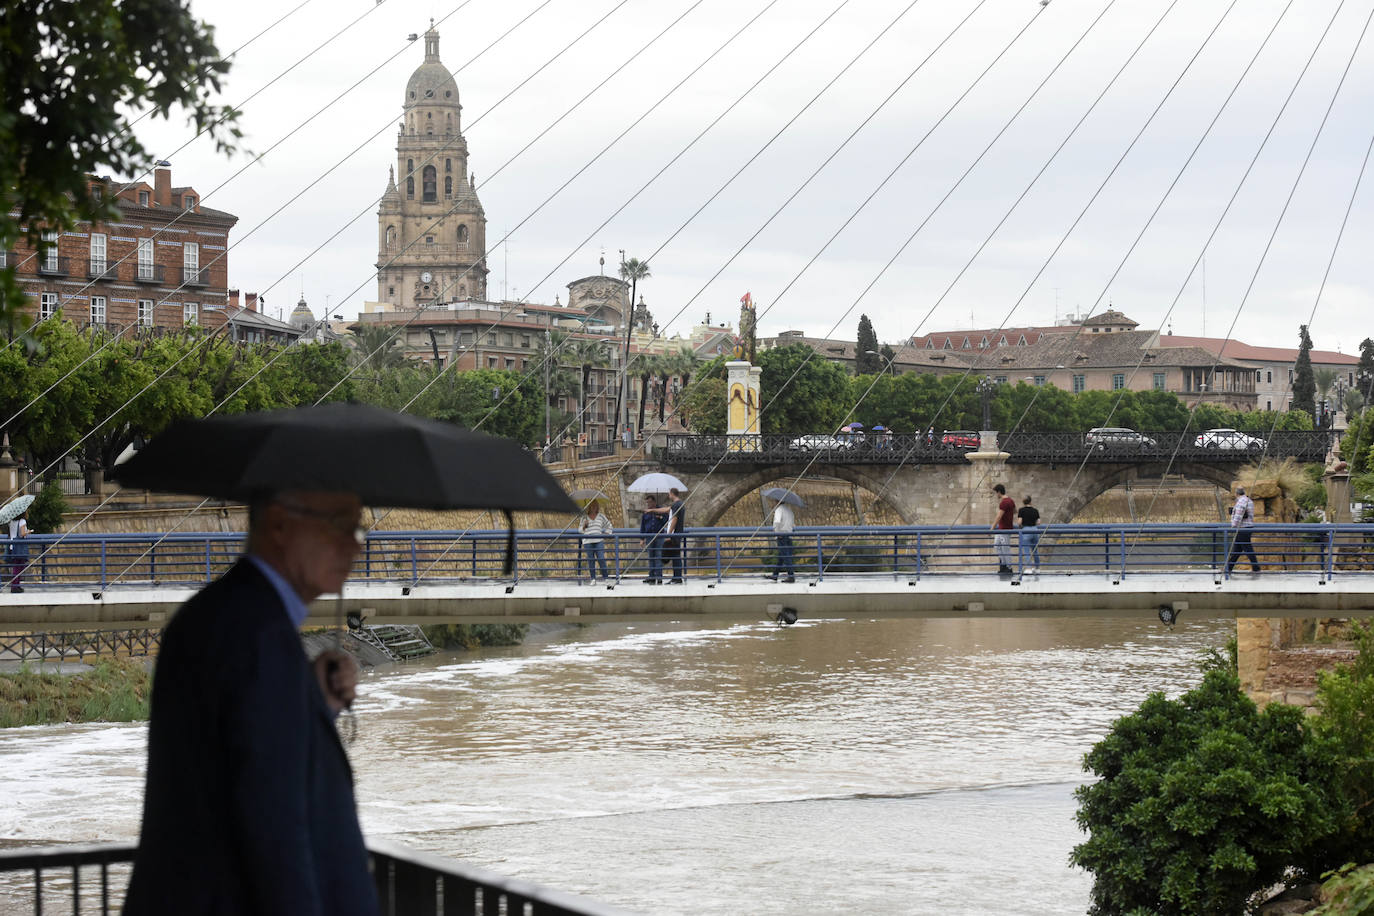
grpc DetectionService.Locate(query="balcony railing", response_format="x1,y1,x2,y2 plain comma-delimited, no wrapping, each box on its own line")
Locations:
37,255,70,277
133,263,164,284
85,259,120,281
179,265,210,287
0,840,630,916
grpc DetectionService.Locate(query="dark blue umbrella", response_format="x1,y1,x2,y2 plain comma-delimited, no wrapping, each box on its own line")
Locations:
762,487,804,508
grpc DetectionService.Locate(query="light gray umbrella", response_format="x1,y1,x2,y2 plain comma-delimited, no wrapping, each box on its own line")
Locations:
0,494,35,526
627,472,687,493
762,487,804,508
569,488,608,505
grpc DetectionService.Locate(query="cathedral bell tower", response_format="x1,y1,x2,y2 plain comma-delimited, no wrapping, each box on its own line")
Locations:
377,25,488,308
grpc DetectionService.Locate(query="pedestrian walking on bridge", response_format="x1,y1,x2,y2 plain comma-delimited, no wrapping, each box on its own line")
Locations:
1226,486,1260,575
769,497,796,583
991,483,1015,576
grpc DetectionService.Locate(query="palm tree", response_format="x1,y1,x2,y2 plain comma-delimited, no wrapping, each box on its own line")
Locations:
531,328,579,442
567,338,611,437
1315,367,1338,426
676,345,701,392
349,325,410,371
615,256,651,434
657,350,693,425
636,352,662,435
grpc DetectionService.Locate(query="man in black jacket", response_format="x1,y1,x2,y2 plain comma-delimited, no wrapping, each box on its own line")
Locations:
125,490,379,915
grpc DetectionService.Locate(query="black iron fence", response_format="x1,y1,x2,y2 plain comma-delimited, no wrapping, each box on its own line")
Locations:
0,628,161,663
662,430,1333,465
0,841,632,915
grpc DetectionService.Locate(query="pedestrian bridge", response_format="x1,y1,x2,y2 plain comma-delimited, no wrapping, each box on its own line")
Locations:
637,431,1334,526
3,523,1372,630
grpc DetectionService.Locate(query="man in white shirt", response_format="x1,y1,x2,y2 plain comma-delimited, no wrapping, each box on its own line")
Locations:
769,498,796,583
1225,486,1259,575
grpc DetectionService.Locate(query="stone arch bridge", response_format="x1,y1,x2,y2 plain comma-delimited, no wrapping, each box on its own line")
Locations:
592,430,1331,528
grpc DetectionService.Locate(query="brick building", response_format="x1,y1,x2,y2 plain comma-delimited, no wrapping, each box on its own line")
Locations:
4,166,238,334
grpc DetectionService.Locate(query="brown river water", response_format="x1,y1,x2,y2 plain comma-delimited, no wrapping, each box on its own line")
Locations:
0,615,1235,914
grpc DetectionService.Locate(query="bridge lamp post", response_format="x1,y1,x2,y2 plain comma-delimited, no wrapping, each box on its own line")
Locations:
976,376,999,431
544,326,552,449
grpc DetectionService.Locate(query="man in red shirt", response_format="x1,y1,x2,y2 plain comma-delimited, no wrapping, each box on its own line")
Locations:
991,483,1015,576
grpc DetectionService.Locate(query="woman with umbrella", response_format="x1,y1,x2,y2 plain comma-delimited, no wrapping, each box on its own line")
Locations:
578,500,614,582
3,495,34,593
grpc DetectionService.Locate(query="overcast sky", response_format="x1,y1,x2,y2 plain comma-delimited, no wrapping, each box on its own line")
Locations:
135,0,1374,354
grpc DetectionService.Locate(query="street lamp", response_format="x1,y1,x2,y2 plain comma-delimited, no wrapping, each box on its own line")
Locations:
976,376,999,431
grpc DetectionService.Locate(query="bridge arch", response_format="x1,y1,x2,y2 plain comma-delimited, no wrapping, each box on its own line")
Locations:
1037,461,1237,524
687,463,918,528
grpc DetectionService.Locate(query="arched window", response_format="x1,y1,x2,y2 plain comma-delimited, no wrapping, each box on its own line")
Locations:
422,165,437,202
459,284,467,298
457,224,468,244
445,159,452,173
406,159,414,199
444,176,452,197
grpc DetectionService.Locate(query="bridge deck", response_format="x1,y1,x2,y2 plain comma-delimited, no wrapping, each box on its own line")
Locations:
3,523,1371,629
4,571,1373,630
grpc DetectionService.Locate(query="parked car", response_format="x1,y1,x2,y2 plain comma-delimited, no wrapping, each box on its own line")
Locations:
940,430,981,449
1085,427,1157,450
1194,428,1266,450
788,434,855,452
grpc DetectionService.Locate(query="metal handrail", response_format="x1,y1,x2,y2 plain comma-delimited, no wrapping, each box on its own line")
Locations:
4,523,1372,590
0,841,632,916
660,430,1334,465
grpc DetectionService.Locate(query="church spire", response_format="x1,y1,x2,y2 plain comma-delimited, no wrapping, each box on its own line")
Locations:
424,22,439,62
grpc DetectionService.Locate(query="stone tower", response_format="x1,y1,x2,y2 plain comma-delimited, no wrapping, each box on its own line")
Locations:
376,25,488,308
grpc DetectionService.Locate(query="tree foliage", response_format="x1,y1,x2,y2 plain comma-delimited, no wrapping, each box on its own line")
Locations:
677,376,725,434
26,481,68,534
0,0,242,327
1293,325,1317,422
1072,667,1340,915
1358,338,1374,397
855,314,881,375
1309,621,1374,868
756,344,851,434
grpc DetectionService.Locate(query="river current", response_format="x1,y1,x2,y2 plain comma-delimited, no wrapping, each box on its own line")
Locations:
0,615,1234,914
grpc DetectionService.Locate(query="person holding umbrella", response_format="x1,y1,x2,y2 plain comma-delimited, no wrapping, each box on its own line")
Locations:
664,486,687,583
639,494,667,583
111,404,577,916
763,488,802,583
4,497,33,593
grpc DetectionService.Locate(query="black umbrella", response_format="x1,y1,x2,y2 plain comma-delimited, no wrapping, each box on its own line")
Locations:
109,403,578,514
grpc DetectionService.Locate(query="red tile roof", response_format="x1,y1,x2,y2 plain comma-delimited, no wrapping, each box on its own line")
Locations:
1156,335,1356,365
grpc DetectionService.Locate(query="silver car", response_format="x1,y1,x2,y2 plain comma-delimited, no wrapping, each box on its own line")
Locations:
1085,427,1157,450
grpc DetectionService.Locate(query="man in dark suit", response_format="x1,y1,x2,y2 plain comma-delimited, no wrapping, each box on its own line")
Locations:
125,490,380,915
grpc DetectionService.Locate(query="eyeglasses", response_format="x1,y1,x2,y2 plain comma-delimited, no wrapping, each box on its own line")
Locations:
277,502,367,545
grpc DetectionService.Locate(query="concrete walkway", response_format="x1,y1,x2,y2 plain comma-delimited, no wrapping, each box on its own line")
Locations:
3,571,1373,629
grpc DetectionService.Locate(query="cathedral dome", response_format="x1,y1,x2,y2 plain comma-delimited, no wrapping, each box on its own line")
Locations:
404,28,459,111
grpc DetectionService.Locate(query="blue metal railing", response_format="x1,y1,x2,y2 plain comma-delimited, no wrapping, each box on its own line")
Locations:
4,524,1373,591
0,841,632,916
